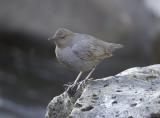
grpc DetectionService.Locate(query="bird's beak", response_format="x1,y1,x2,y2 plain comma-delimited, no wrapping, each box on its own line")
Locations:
48,36,55,41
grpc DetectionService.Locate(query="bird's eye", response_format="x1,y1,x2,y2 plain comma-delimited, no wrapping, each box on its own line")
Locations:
60,35,66,39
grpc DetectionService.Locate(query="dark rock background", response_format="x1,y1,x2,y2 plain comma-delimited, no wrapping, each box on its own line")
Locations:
0,0,160,118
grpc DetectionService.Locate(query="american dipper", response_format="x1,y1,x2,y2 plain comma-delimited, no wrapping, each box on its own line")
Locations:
49,28,123,87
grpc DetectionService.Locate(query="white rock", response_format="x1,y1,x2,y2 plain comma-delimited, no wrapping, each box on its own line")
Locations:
70,64,160,118
46,64,160,118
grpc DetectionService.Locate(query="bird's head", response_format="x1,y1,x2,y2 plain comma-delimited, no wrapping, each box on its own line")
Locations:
48,28,74,47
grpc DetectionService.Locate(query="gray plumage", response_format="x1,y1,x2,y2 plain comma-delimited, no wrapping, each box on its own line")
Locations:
49,28,123,86
50,28,123,72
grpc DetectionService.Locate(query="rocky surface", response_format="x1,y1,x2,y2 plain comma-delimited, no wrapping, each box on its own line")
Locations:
46,64,160,118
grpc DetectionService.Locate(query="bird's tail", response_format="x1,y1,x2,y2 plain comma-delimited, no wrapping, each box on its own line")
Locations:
108,43,123,52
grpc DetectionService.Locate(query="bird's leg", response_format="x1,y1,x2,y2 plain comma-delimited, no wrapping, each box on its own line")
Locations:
67,68,95,94
65,71,83,87
84,67,96,81
76,67,96,91
73,71,83,85
66,71,83,93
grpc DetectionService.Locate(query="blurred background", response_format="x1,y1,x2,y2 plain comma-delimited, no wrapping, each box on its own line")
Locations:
0,0,160,117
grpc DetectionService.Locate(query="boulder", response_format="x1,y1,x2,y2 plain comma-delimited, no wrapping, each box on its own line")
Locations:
46,64,160,118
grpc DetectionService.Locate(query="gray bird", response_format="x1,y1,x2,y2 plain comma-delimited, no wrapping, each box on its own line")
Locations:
49,28,123,87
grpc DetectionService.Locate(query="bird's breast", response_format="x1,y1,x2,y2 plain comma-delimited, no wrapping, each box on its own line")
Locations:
55,47,97,72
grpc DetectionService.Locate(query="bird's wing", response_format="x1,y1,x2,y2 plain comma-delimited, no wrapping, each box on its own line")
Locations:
72,35,112,61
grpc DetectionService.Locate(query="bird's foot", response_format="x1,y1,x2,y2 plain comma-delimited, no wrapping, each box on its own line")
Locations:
65,78,94,97
76,78,94,91
63,83,72,88
65,82,79,97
